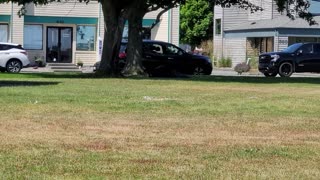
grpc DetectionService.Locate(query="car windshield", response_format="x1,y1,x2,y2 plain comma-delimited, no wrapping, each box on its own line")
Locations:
282,43,303,53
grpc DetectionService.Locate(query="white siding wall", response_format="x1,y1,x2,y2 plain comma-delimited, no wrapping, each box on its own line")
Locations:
223,38,247,66
272,0,283,18
144,9,162,19
277,36,289,51
214,6,223,60
31,1,99,17
170,7,180,46
214,37,223,60
274,35,279,52
248,0,272,20
12,4,24,45
151,11,168,42
146,8,180,44
75,52,96,66
0,3,12,14
223,7,248,30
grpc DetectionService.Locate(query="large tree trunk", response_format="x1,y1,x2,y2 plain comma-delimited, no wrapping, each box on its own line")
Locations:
97,1,125,76
121,0,147,76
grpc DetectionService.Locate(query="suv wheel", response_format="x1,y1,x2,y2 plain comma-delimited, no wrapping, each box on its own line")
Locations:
264,72,277,77
6,60,22,73
193,66,205,75
278,62,293,77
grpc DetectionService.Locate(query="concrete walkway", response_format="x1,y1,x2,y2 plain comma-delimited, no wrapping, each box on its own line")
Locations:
21,66,95,73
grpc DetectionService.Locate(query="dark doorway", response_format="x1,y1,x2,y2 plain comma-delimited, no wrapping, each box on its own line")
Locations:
46,27,73,63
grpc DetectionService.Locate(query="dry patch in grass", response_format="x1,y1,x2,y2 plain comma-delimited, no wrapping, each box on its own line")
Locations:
1,113,319,153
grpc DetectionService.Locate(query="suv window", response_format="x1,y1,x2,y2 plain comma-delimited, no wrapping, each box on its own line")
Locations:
164,44,184,55
0,44,23,51
144,43,163,55
299,44,313,54
313,44,320,54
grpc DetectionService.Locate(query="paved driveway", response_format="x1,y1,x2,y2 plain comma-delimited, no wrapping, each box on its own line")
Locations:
211,68,320,78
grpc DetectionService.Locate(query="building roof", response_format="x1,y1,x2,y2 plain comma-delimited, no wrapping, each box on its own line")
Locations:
225,16,320,31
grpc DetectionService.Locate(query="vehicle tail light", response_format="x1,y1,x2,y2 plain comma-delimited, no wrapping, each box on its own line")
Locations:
119,52,126,59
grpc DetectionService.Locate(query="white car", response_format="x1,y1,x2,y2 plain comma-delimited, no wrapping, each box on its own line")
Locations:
0,42,30,73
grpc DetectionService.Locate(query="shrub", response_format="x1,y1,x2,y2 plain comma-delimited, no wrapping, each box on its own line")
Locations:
234,62,250,75
34,56,45,67
218,57,232,68
213,56,218,67
77,60,84,67
247,57,258,69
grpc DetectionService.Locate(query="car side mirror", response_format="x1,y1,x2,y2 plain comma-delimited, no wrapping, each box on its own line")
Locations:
297,49,303,56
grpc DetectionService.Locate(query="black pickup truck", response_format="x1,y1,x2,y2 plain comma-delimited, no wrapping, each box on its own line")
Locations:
259,43,320,77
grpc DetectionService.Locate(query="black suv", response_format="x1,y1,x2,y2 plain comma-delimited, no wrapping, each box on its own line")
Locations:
259,43,320,77
94,40,213,76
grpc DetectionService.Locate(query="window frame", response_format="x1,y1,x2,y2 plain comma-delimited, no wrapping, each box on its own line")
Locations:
76,25,97,51
24,24,43,50
215,19,221,35
0,23,9,42
164,43,184,56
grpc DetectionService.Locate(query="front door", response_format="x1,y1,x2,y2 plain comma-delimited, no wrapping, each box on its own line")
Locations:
46,27,72,63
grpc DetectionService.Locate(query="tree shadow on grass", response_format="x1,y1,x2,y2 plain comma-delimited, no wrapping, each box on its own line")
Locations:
0,80,60,88
13,72,320,85
134,75,320,85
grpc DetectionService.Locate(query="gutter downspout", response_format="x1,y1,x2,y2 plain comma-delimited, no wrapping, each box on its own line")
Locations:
167,9,172,43
10,2,13,43
221,7,224,58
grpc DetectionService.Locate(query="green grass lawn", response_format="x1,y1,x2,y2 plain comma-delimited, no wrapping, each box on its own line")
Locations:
1,73,320,179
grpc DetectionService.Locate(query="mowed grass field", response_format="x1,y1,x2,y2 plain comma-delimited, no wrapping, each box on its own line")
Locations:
0,73,320,179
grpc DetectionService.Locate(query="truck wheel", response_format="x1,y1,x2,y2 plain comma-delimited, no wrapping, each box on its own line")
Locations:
278,62,293,77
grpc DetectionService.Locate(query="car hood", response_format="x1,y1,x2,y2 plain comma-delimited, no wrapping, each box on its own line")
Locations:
189,54,211,61
260,52,290,56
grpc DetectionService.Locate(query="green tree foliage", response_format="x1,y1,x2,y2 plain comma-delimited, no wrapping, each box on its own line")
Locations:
180,0,213,46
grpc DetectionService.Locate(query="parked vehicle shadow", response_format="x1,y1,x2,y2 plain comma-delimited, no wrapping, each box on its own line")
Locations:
0,80,60,88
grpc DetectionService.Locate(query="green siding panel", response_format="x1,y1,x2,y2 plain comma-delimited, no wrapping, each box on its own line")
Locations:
125,19,156,27
143,19,156,27
24,15,98,24
0,15,10,22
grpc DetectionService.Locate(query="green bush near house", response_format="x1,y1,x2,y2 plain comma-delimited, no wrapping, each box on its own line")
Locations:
218,57,232,68
34,56,46,67
77,60,84,67
247,56,259,69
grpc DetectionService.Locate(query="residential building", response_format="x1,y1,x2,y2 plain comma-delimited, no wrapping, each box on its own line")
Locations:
213,0,320,67
0,1,180,65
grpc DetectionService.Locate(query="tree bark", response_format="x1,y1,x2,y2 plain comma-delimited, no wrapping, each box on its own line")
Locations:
97,1,125,76
121,0,147,76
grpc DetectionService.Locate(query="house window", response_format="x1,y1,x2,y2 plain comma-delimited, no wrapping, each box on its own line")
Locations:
76,25,96,51
0,24,9,42
215,19,221,35
122,26,151,41
24,25,43,50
